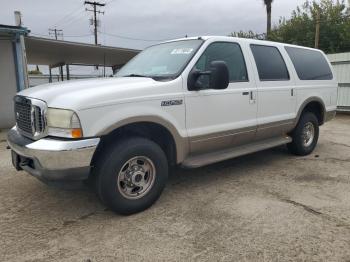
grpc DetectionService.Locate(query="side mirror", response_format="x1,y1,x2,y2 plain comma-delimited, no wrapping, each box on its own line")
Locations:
187,61,229,91
209,61,230,90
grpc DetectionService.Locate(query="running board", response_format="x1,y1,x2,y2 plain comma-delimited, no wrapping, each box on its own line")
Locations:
182,136,292,168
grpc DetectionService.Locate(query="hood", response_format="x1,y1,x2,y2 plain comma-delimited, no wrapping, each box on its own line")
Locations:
19,77,172,111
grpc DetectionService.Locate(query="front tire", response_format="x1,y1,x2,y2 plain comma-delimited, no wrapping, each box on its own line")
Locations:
94,137,168,215
287,112,319,156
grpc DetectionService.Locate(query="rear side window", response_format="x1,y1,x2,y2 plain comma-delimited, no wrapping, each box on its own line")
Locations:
250,45,290,81
285,47,333,80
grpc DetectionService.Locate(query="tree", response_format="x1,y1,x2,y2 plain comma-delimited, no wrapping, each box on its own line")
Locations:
230,31,265,40
28,65,42,75
269,0,350,53
230,0,350,53
264,0,274,37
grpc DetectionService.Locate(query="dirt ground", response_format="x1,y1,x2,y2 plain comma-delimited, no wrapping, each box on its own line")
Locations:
0,115,349,262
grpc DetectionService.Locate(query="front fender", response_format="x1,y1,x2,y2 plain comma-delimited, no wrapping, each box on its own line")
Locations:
78,102,189,163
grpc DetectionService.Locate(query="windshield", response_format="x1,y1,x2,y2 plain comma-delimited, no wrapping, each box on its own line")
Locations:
115,39,203,79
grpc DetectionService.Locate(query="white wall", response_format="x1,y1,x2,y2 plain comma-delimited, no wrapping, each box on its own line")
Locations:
0,40,17,129
327,53,350,110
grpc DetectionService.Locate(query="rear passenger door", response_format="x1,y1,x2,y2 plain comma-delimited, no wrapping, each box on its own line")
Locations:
249,44,297,140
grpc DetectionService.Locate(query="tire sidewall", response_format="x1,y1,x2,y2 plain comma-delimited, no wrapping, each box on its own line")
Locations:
97,137,168,214
293,112,319,155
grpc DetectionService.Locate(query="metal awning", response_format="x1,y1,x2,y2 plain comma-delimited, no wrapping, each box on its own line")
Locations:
24,36,140,68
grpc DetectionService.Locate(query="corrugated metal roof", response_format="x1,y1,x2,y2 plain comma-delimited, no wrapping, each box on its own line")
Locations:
24,36,140,68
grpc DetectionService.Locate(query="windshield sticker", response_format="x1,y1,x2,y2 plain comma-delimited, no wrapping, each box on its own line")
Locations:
171,48,194,55
149,66,168,74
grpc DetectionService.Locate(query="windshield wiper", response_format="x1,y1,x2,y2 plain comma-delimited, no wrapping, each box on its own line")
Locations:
121,73,174,81
122,74,149,78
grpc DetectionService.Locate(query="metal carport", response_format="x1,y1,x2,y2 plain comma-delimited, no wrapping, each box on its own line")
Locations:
25,36,139,81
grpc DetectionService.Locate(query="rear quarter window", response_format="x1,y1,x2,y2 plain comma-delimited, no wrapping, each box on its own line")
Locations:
250,44,290,81
285,47,333,80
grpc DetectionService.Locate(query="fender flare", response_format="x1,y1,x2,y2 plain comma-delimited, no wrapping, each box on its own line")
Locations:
294,96,326,127
96,115,189,163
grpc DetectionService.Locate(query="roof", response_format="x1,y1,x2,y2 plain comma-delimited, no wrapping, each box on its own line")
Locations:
164,36,324,52
0,24,29,36
24,36,140,68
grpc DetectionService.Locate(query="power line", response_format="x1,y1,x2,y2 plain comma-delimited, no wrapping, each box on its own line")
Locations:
31,32,93,38
97,31,171,42
58,9,87,28
64,33,93,38
51,4,84,28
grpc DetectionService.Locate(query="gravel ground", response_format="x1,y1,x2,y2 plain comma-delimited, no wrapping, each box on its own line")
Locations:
0,115,350,262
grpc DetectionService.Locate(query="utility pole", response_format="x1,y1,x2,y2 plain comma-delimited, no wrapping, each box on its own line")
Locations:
49,28,64,80
49,28,63,40
14,11,29,89
84,1,105,45
314,7,320,49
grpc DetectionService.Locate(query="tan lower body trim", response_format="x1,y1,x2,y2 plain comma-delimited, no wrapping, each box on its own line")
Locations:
188,119,295,155
189,126,256,155
256,119,295,140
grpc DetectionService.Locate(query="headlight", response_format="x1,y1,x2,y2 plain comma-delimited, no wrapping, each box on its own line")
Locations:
46,108,83,138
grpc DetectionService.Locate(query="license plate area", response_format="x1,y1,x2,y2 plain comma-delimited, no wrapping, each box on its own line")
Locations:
11,150,22,171
11,151,35,171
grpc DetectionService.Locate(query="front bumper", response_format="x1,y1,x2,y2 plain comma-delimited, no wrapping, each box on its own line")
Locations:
7,127,100,183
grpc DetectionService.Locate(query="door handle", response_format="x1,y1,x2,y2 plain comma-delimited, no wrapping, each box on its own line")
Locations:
242,91,249,95
249,91,256,104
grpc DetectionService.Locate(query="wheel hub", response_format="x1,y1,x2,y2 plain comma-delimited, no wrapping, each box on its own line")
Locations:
117,156,156,199
131,171,145,186
302,122,315,147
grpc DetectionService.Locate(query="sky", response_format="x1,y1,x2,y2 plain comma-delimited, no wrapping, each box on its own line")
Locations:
1,0,307,75
1,0,307,50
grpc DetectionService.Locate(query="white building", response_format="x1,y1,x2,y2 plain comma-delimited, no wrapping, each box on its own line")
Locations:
327,52,350,112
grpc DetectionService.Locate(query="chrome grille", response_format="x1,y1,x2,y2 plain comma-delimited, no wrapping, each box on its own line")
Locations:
34,106,44,132
14,96,47,139
15,99,32,134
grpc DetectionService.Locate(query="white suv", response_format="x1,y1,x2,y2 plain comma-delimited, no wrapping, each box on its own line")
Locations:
7,36,337,214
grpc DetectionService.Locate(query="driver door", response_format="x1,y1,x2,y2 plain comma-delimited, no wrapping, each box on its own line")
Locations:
184,41,258,155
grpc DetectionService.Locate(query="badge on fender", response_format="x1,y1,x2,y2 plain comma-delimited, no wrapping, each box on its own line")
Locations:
161,100,183,106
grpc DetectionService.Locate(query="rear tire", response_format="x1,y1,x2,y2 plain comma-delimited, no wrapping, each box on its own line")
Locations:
287,112,319,156
93,137,168,215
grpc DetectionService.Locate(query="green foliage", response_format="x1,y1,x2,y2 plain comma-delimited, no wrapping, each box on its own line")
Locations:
269,0,350,53
28,70,42,75
28,65,42,75
230,31,265,40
